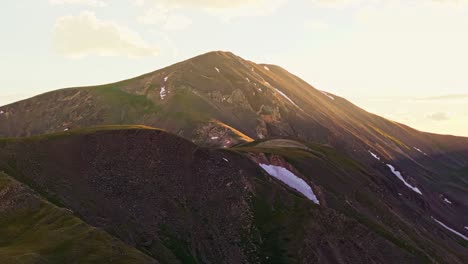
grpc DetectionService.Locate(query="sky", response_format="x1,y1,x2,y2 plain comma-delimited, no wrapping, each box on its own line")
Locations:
1,0,467,136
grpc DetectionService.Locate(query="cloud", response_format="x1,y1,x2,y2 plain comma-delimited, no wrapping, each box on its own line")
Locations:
298,0,468,98
137,5,192,31
49,0,107,7
138,0,285,19
147,0,265,9
137,5,170,25
416,94,468,101
310,0,468,9
53,11,159,58
162,14,193,31
427,112,451,121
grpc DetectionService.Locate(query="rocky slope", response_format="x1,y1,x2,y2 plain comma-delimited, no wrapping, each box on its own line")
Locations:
0,127,467,263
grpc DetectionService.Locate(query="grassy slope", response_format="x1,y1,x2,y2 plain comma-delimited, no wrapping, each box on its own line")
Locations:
0,128,415,263
232,140,467,263
0,128,465,263
0,172,156,264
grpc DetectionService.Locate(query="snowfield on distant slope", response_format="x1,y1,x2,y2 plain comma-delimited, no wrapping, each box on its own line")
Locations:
432,217,468,241
320,91,334,100
259,163,320,205
386,164,422,195
368,150,381,160
160,86,167,100
273,88,302,110
413,147,428,156
443,198,452,204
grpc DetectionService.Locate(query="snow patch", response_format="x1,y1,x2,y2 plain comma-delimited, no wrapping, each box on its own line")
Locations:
320,91,335,100
368,150,381,160
432,217,468,241
0,110,4,115
223,158,229,162
64,128,69,131
211,136,219,140
245,77,250,83
443,198,452,204
465,226,468,230
160,86,167,100
386,164,422,195
413,147,428,156
164,76,169,82
398,193,402,196
263,66,270,71
215,67,220,73
274,88,301,109
259,163,320,204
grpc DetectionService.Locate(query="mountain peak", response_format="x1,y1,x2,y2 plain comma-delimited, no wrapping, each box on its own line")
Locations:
189,50,239,63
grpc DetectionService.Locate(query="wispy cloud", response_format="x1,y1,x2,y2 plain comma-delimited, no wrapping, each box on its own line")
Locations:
427,112,451,121
53,11,159,58
49,0,107,7
415,94,468,101
138,0,285,19
137,5,192,31
144,0,267,9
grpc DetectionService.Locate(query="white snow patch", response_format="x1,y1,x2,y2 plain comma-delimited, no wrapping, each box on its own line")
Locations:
368,150,381,161
263,66,270,71
223,158,229,162
443,198,452,204
413,147,428,156
432,217,468,241
259,163,320,205
164,76,169,82
245,77,250,83
398,193,402,196
160,86,167,100
64,128,69,131
320,91,335,100
386,164,422,195
465,226,468,230
211,136,219,140
274,88,302,109
215,67,220,73
0,110,4,115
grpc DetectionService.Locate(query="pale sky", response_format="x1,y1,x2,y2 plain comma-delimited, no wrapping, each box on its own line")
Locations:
1,0,467,136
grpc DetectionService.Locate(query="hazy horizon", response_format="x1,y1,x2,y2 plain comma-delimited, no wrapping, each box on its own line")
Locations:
1,0,467,136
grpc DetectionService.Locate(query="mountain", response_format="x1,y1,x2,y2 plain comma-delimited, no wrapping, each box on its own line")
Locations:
0,51,467,263
0,170,156,264
0,126,466,263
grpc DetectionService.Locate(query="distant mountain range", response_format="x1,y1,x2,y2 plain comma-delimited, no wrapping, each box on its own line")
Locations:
0,51,467,263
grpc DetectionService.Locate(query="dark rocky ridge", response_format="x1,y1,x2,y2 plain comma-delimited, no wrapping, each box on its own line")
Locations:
0,128,467,263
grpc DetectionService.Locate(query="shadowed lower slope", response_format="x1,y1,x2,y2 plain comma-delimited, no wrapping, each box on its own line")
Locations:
0,127,466,263
0,172,156,264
